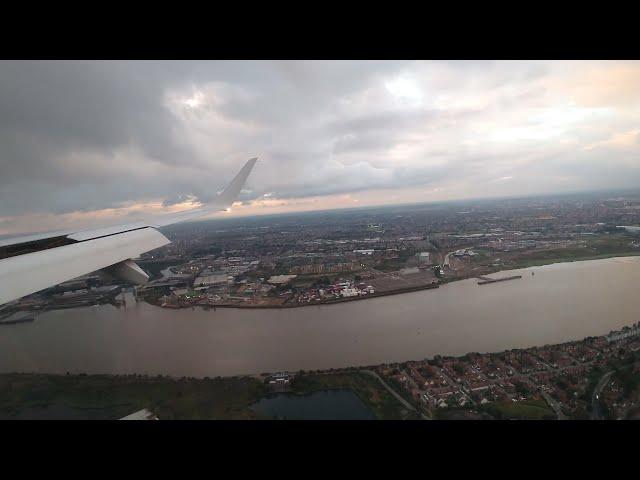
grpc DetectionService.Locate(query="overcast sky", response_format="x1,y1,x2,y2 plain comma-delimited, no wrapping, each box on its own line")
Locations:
1,60,639,235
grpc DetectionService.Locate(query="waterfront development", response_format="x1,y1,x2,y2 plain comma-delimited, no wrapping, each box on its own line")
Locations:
4,191,640,315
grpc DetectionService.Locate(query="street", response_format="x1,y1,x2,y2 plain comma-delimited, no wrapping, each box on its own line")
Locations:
362,370,431,420
591,370,614,420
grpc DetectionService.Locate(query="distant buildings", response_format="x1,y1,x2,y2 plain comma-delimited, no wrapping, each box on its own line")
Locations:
416,252,431,263
194,273,229,287
289,262,359,275
171,288,190,297
605,322,640,342
120,408,159,420
268,275,297,285
451,248,478,257
400,267,420,275
617,225,640,234
340,287,360,297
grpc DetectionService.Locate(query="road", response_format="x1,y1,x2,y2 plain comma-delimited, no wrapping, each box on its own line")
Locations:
513,371,568,420
433,367,475,406
362,370,431,420
591,370,614,420
539,390,567,420
402,369,421,390
442,251,455,268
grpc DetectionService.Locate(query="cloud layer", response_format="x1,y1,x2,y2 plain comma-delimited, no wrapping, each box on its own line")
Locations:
1,60,639,234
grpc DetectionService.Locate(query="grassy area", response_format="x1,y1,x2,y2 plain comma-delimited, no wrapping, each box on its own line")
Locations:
290,272,346,288
481,399,556,420
489,235,639,270
376,249,416,272
0,373,267,420
0,371,411,420
290,371,413,420
387,376,420,408
610,353,640,397
625,405,640,420
433,408,492,420
507,251,640,269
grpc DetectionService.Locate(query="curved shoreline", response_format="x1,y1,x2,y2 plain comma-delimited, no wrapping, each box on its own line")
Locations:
149,253,640,311
204,283,440,309
4,254,639,380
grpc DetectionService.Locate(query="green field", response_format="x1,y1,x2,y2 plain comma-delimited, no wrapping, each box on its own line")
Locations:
481,399,556,420
0,371,412,420
433,408,493,420
508,251,640,269
0,373,267,420
290,372,414,420
499,234,640,270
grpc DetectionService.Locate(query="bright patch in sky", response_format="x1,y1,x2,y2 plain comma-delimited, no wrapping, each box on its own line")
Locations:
183,92,204,109
385,76,423,104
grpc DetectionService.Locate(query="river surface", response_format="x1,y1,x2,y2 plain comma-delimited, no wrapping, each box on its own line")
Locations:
0,257,638,378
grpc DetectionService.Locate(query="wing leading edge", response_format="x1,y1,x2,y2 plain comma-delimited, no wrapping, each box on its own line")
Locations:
0,158,257,305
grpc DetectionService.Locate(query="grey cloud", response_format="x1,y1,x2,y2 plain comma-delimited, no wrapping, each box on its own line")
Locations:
328,109,437,135
0,62,189,171
162,194,195,207
1,60,638,230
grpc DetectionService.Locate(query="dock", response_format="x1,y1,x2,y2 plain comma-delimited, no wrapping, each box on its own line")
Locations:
0,314,35,325
476,275,522,285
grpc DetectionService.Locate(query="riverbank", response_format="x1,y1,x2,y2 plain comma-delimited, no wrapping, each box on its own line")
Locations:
149,252,640,311
2,317,638,420
194,282,439,310
286,371,413,420
0,370,408,420
0,373,268,420
2,255,638,380
505,251,640,270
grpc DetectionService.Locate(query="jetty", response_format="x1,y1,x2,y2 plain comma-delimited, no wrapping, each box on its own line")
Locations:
0,313,35,325
476,275,522,285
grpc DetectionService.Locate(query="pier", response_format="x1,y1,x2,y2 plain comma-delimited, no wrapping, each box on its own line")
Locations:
476,275,522,285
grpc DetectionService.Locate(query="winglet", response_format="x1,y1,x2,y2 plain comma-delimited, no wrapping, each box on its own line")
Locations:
151,157,258,227
215,157,258,209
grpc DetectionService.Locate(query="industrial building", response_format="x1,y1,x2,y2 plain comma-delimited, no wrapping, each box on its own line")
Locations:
416,251,431,263
268,275,297,285
120,408,159,420
194,273,230,287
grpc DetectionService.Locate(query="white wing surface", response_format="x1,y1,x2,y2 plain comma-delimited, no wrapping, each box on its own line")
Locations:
0,158,257,305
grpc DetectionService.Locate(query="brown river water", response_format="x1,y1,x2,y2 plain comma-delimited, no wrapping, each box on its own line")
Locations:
1,257,638,378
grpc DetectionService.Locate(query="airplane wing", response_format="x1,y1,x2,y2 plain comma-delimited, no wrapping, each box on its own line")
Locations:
0,158,257,305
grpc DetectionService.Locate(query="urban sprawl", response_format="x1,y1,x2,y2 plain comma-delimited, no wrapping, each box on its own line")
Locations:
4,190,640,315
2,190,640,420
